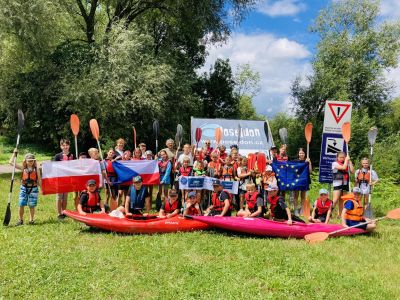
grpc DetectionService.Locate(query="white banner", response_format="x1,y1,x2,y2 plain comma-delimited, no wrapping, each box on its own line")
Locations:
179,176,239,194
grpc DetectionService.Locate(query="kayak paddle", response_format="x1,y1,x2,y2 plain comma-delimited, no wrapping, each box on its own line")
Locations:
195,128,202,151
237,124,241,150
153,120,159,155
341,122,352,190
4,109,25,226
133,126,137,149
304,208,400,244
70,114,80,158
279,128,288,146
303,122,313,220
365,127,378,219
174,124,183,161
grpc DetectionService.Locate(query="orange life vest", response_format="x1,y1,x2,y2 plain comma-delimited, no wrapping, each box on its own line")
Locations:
105,159,116,177
208,161,221,177
344,198,364,221
212,191,233,212
21,168,38,187
222,165,234,180
356,170,371,184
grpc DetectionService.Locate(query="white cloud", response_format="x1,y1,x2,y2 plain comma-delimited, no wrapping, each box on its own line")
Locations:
380,0,400,19
257,0,307,17
385,66,400,98
199,33,312,116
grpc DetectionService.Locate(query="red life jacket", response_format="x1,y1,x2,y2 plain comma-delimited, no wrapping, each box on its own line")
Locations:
316,198,332,216
159,160,169,173
245,191,260,212
268,195,279,218
105,159,116,177
333,161,349,182
164,199,179,213
81,190,100,213
62,153,74,161
179,166,192,177
222,165,234,180
356,169,371,185
276,154,288,162
186,205,201,216
21,168,38,187
212,190,233,212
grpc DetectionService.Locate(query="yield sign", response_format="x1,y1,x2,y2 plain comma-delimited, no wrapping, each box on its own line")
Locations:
328,103,351,124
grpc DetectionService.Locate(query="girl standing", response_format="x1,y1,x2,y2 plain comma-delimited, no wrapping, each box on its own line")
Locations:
158,150,172,202
355,157,379,207
332,151,354,216
293,148,312,215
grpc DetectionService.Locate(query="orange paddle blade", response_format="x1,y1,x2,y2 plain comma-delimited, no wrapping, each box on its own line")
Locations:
257,152,266,173
341,193,354,200
305,123,313,143
89,119,100,140
70,114,80,136
386,208,400,220
342,122,351,143
303,198,311,220
215,127,222,144
304,232,330,244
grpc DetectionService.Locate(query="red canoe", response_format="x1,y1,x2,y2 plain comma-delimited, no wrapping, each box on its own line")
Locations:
64,210,209,234
188,216,367,239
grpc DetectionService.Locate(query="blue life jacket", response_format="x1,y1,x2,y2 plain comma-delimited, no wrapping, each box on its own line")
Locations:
129,186,147,212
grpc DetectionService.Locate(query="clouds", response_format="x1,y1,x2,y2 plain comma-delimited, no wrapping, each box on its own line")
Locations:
380,0,400,19
257,0,307,17
200,33,311,116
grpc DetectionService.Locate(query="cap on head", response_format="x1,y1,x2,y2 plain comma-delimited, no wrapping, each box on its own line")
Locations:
169,190,178,197
352,187,362,194
145,150,152,155
188,191,196,198
319,188,329,195
212,179,222,186
87,179,97,186
267,184,279,191
24,153,36,161
133,175,142,183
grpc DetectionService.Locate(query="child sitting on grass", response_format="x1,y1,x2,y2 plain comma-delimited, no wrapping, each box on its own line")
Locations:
309,189,332,224
77,179,106,215
9,151,41,225
159,189,181,218
184,191,202,216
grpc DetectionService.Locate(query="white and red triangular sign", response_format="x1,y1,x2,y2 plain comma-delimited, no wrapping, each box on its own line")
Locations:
328,103,351,123
323,101,352,134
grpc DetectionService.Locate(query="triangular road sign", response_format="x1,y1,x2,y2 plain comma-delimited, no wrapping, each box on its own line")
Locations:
328,103,351,123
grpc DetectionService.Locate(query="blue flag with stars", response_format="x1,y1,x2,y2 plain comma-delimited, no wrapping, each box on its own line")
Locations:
271,161,310,191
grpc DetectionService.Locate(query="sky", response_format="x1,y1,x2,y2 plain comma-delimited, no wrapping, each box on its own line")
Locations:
199,0,400,117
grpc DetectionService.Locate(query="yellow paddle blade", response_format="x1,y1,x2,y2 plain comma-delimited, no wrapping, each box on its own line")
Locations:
305,123,313,143
304,232,330,244
70,114,80,136
342,122,351,143
386,208,400,220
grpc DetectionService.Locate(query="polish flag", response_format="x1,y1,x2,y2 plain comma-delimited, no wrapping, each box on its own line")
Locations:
112,160,159,185
42,159,102,195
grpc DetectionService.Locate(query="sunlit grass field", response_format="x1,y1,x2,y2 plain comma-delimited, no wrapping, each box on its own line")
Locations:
0,172,400,299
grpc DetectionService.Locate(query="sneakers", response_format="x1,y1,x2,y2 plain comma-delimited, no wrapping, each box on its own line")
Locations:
29,220,35,225
16,220,23,226
57,214,66,220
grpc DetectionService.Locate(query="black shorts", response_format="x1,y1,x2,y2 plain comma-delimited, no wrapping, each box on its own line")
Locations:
118,184,129,192
333,184,349,191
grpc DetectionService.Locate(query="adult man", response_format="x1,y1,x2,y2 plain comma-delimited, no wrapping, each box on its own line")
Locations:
118,176,150,216
204,180,232,217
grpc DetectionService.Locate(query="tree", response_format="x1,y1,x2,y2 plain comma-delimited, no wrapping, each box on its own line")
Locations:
291,0,400,122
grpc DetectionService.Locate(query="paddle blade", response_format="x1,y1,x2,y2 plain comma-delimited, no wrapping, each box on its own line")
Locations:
89,119,100,140
17,109,25,133
368,127,378,146
304,232,330,244
342,122,351,143
257,152,266,173
279,128,288,145
177,124,183,144
195,128,202,143
341,193,354,200
386,208,400,220
248,153,256,170
264,122,269,143
305,123,313,143
175,132,180,148
70,114,80,136
3,203,11,226
215,127,222,144
303,198,311,220
133,126,137,148
153,120,159,138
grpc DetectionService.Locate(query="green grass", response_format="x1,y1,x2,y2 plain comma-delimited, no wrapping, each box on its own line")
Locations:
0,136,53,164
1,174,400,299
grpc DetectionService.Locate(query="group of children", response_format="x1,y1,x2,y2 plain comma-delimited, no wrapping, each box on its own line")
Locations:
9,136,378,231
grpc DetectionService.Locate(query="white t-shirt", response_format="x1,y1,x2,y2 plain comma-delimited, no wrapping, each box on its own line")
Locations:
355,168,378,194
332,161,348,188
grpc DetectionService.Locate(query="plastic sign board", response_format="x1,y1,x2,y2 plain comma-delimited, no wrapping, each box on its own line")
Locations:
323,101,352,134
319,133,347,183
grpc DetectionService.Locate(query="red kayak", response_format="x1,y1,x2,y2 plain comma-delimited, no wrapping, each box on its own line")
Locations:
64,210,209,234
188,216,367,239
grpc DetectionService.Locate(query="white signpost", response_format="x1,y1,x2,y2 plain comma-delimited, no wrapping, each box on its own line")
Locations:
323,101,352,134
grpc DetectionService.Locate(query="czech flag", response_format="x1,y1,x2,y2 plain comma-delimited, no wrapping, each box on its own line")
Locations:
112,160,159,185
42,159,102,195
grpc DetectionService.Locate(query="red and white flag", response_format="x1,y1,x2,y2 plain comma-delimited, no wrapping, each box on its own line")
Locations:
41,159,102,195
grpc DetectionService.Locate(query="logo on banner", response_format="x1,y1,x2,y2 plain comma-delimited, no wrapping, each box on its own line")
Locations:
188,177,204,188
328,103,351,123
325,137,344,155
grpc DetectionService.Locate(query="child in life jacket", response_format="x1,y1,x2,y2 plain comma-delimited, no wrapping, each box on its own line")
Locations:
237,157,253,210
77,179,106,215
222,156,235,181
267,185,305,225
309,189,332,223
332,151,354,216
276,144,288,162
184,191,202,216
118,176,150,216
237,183,265,218
204,180,232,217
355,157,379,205
158,150,172,202
262,165,277,199
207,152,223,178
193,160,206,176
175,158,193,203
218,145,228,165
159,189,182,218
341,187,376,232
9,151,41,225
104,149,118,205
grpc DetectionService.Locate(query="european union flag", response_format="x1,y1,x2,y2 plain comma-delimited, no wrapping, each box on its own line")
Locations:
271,161,310,191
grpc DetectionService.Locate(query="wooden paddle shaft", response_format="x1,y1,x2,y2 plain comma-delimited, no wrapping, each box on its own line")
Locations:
329,216,385,235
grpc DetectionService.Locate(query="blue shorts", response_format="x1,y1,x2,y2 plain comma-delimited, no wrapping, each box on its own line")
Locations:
346,219,367,230
19,186,39,208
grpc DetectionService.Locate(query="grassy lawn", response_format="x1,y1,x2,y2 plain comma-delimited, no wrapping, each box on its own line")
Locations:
1,175,400,299
0,136,53,164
